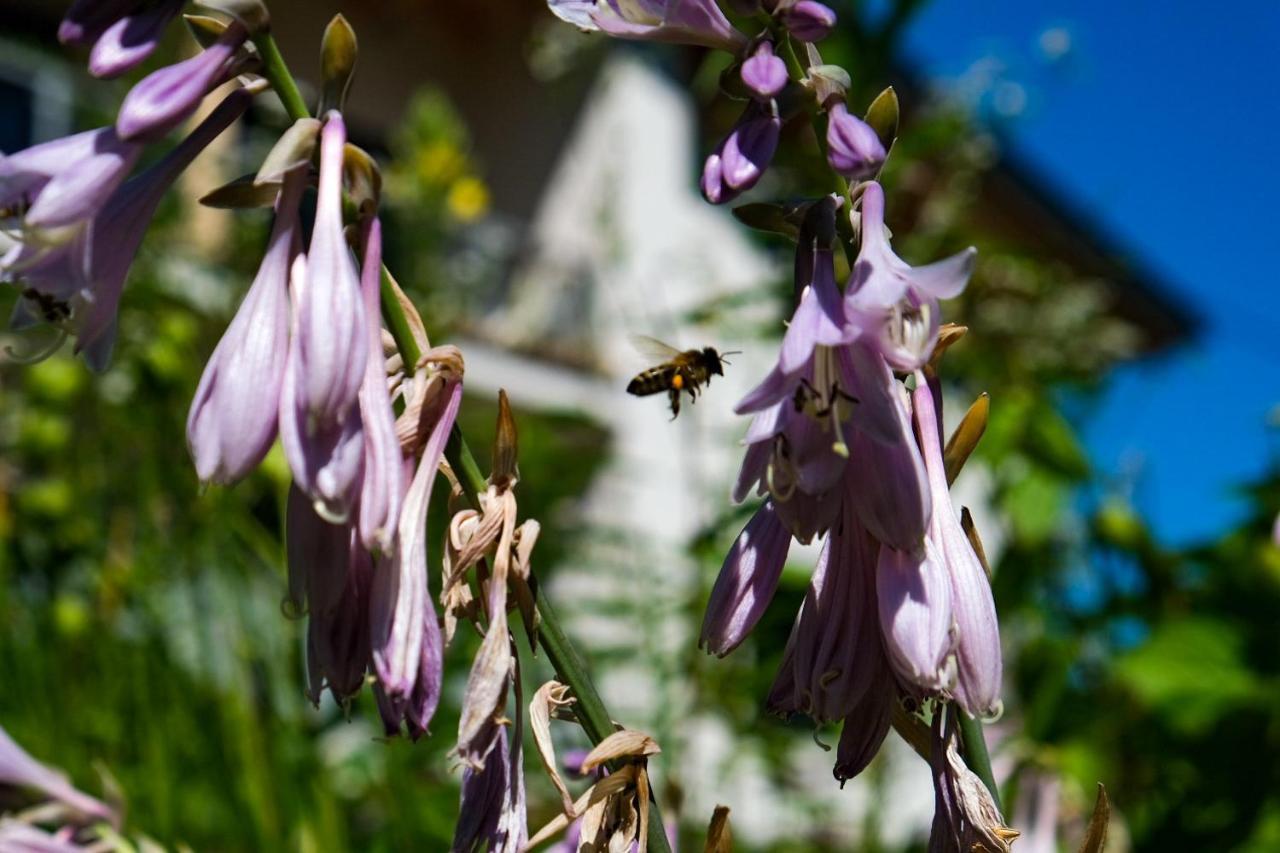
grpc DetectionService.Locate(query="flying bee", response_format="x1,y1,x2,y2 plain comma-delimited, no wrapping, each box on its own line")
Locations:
626,334,739,419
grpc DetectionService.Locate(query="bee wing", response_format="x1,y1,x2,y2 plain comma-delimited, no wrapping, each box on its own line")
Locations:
629,334,683,363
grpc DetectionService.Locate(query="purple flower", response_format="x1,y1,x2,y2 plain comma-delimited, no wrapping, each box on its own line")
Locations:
700,501,791,656
280,112,369,520
846,181,976,371
0,127,141,236
186,167,304,484
833,673,894,782
914,375,1002,717
701,102,781,205
58,0,140,46
0,723,115,823
876,534,953,694
770,510,883,723
778,0,836,42
371,381,461,709
86,0,184,78
825,101,886,180
116,20,250,142
550,0,748,51
741,41,787,99
356,218,404,553
453,726,528,853
5,88,251,369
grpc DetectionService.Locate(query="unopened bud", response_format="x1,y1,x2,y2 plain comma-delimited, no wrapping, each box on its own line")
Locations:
944,392,988,485
741,41,787,99
196,0,269,32
184,14,229,48
780,1,837,42
491,389,519,490
200,173,286,208
256,117,321,184
863,85,900,154
825,101,886,180
319,14,358,115
343,143,382,219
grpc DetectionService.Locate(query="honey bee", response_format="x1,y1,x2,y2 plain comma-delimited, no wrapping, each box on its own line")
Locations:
626,335,738,419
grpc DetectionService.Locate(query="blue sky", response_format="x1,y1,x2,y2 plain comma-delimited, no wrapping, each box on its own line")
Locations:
898,1,1280,543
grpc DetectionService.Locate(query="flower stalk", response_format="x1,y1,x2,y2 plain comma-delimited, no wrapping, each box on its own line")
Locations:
254,29,674,853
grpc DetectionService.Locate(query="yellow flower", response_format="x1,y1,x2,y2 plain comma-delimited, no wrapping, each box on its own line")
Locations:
447,176,490,222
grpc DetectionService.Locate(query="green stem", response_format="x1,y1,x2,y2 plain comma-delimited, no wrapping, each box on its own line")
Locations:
956,707,1002,812
251,32,311,122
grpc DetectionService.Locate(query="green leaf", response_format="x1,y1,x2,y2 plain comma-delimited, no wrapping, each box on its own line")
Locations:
863,86,899,154
1115,618,1261,734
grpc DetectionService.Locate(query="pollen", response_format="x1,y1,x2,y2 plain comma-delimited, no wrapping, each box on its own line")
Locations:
672,374,684,389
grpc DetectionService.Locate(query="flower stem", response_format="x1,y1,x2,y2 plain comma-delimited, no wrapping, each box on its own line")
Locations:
956,707,1001,811
250,32,311,121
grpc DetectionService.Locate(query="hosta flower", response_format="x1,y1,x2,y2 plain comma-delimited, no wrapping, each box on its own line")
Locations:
4,87,252,369
846,181,976,371
0,126,140,239
116,20,251,142
741,41,787,99
186,167,304,484
280,111,369,520
356,218,404,553
825,101,886,180
777,0,836,42
877,533,954,694
914,374,1002,717
548,0,747,52
0,724,115,823
701,102,781,205
453,726,527,853
700,500,791,656
82,0,185,78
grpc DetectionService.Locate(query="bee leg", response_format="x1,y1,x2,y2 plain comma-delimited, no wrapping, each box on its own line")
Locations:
668,388,680,420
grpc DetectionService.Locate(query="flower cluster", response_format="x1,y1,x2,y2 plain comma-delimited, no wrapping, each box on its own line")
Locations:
2,7,260,369
544,0,1011,847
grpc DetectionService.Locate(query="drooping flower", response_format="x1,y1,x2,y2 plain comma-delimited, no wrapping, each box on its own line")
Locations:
825,101,886,180
186,166,304,484
355,218,404,552
777,0,836,42
700,500,791,656
0,126,141,238
452,725,528,853
4,87,252,369
846,181,976,371
84,0,185,78
115,20,251,142
0,724,115,824
741,40,787,99
280,111,369,520
549,0,748,52
876,534,954,695
701,102,781,205
914,374,1002,717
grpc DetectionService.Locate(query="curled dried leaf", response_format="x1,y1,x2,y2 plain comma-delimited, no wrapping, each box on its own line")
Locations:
704,805,732,853
581,729,661,773
530,681,577,818
944,393,989,485
960,507,993,582
1077,783,1111,853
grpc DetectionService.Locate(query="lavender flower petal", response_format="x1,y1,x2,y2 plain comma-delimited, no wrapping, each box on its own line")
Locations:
876,537,953,693
826,101,886,180
779,0,836,42
741,41,787,99
87,0,183,78
700,501,791,656
0,724,115,822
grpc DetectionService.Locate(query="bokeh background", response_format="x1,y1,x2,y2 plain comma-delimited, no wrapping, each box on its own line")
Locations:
2,1,1279,850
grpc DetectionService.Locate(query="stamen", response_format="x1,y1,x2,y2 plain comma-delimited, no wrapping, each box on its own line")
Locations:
4,328,70,365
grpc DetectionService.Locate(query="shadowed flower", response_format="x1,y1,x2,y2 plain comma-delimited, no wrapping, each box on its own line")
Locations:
187,167,304,484
846,181,976,371
115,20,250,142
825,101,886,180
0,126,140,237
700,500,791,656
453,726,528,853
85,0,185,78
5,87,252,369
701,102,781,205
778,0,836,42
876,534,954,694
549,0,747,51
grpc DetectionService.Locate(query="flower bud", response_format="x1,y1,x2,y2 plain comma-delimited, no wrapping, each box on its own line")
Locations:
700,502,791,656
701,104,781,205
87,0,184,78
741,41,787,99
320,14,358,115
780,0,836,42
826,101,886,180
